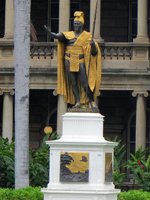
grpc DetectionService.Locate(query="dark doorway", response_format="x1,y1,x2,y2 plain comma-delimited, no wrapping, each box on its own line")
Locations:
99,90,135,142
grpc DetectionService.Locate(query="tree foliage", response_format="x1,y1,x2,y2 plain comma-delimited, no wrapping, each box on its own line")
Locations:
0,137,49,188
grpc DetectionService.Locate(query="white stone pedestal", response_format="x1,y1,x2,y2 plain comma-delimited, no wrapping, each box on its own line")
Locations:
42,113,120,200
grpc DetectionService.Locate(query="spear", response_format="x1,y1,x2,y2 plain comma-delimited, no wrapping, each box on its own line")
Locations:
88,0,98,77
87,0,99,111
92,0,98,39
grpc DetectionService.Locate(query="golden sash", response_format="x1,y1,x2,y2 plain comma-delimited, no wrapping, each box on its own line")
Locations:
65,46,84,72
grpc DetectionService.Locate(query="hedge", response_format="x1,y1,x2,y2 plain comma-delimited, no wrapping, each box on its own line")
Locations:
118,190,150,200
0,188,150,200
0,187,43,200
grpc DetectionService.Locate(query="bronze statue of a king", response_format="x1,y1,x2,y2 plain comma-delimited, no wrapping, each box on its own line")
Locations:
45,11,102,110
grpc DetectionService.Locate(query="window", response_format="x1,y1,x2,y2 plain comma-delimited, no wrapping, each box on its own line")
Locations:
101,0,129,42
0,0,5,38
128,0,150,41
128,0,137,41
31,0,59,42
50,0,59,40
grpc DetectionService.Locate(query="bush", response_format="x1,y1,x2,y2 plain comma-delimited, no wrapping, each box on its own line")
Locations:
0,138,14,188
127,148,150,191
113,137,126,189
0,187,43,200
0,136,49,188
29,138,49,187
118,190,150,200
29,133,59,187
0,188,150,200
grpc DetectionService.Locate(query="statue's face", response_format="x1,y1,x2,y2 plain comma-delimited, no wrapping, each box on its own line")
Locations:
73,21,83,32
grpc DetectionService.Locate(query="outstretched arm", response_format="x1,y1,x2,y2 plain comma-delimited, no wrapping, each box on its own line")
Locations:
44,25,65,42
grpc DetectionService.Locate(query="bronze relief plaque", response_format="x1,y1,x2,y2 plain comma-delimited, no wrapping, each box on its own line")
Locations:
60,152,89,182
105,152,113,182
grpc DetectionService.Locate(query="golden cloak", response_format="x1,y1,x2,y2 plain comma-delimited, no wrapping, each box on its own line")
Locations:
57,31,102,105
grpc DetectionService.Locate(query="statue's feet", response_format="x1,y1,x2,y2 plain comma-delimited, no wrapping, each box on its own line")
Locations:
72,102,81,109
90,101,98,108
90,101,99,112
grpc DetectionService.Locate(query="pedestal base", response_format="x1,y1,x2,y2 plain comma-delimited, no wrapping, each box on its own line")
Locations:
42,188,119,200
42,113,120,200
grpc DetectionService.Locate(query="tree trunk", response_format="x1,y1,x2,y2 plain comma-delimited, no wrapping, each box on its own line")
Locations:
14,0,31,189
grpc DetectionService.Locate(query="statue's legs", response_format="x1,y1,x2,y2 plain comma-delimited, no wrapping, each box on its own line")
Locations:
78,63,94,102
65,60,80,105
65,60,98,109
68,72,80,104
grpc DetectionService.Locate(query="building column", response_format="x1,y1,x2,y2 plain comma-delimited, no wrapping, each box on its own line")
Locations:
0,89,14,142
134,0,149,42
132,91,149,150
59,0,70,31
57,95,67,137
90,0,103,42
56,0,69,136
3,0,14,39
